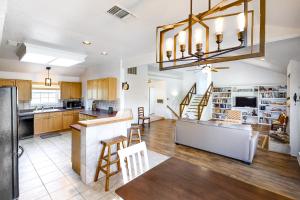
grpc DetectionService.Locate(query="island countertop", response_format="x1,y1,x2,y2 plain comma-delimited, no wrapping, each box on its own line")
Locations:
79,109,117,118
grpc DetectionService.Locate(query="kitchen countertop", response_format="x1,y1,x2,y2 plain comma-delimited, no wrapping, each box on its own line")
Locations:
18,107,83,116
79,109,117,118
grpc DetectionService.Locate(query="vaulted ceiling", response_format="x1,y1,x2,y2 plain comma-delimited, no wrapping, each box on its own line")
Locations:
0,0,299,76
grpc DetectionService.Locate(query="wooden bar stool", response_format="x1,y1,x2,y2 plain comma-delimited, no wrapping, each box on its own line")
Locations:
94,135,127,191
128,125,142,146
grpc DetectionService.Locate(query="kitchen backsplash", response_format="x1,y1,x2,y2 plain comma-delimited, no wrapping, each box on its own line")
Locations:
86,99,119,111
18,101,63,110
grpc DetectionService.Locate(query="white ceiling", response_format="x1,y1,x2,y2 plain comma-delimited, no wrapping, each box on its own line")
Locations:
0,0,299,76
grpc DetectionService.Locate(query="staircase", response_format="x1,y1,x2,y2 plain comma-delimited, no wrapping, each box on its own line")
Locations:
180,82,213,120
183,94,203,119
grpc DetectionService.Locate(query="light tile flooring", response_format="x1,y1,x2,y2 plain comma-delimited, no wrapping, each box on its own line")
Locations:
19,132,169,200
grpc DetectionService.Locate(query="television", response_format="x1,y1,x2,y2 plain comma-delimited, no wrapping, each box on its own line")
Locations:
235,97,257,108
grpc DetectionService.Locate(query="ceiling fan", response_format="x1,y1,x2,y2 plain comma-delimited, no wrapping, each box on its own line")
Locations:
187,64,230,73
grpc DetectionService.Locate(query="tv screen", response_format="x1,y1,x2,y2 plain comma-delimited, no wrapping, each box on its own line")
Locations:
235,97,257,108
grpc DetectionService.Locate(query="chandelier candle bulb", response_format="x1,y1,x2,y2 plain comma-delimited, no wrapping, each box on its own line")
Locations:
165,38,173,60
215,17,224,35
237,13,246,32
195,28,203,44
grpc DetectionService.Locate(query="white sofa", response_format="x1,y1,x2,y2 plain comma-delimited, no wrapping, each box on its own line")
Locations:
175,119,259,163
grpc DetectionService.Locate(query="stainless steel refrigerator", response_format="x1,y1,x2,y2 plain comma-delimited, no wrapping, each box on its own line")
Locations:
0,87,19,200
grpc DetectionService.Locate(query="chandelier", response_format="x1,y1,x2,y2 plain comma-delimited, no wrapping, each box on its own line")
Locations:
156,0,266,71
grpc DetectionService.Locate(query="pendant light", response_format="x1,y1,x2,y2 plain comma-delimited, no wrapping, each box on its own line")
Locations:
45,67,52,86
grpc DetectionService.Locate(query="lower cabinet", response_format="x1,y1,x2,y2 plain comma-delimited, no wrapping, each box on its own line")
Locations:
34,110,82,134
63,111,74,130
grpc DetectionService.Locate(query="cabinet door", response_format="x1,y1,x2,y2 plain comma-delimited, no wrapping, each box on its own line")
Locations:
101,78,109,100
108,78,117,101
71,83,82,99
34,113,49,134
97,79,103,100
0,79,15,87
87,80,93,99
15,80,32,101
73,110,81,123
60,82,71,100
49,112,63,132
63,111,74,129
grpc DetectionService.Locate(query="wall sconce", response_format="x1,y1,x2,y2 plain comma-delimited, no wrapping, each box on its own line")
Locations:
293,93,300,105
122,82,129,90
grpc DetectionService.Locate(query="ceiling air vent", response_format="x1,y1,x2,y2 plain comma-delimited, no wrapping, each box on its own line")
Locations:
107,5,131,19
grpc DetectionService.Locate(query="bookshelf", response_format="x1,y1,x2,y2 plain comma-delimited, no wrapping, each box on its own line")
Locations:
212,85,287,125
258,85,287,125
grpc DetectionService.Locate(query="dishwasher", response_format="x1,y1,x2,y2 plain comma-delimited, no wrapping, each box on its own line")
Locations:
18,112,34,140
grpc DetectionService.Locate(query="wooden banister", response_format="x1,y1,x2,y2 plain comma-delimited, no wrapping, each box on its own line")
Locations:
179,83,197,117
197,82,214,120
166,105,180,119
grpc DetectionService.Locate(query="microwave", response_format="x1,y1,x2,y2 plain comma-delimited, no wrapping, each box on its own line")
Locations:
63,100,82,109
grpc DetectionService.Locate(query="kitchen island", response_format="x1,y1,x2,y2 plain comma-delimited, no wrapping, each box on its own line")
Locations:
70,109,133,184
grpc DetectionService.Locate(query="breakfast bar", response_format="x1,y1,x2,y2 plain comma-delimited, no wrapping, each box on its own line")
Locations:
71,110,133,184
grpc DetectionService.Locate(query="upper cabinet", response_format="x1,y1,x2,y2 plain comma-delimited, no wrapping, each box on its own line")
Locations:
87,77,117,101
0,79,32,101
0,79,16,87
60,82,82,100
16,80,32,101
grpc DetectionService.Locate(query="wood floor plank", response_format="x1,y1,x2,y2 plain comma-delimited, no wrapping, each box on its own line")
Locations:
141,120,300,200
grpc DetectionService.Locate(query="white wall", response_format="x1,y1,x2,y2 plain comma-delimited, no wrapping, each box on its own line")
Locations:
287,60,300,156
123,66,149,123
0,70,80,82
212,61,286,86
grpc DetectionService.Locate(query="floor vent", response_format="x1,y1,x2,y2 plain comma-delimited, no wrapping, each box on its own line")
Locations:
107,5,131,19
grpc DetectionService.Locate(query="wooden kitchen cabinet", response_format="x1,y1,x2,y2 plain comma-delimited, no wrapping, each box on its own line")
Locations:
87,77,117,101
60,81,82,100
34,113,50,134
87,80,98,99
63,111,74,129
73,110,81,123
49,112,63,132
72,83,82,99
0,79,16,87
15,80,32,101
0,79,32,101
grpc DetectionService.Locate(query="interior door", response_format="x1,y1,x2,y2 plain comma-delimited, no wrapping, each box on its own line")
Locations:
149,87,155,115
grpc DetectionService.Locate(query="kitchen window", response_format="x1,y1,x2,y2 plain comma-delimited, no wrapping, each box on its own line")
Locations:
31,83,60,106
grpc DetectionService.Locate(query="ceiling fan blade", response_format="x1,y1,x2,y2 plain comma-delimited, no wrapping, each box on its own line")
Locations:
213,67,230,69
211,68,219,72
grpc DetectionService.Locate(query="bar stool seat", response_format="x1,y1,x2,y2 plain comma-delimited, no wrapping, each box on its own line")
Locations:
94,135,127,191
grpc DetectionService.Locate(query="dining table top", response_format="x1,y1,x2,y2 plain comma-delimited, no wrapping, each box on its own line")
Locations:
115,157,292,200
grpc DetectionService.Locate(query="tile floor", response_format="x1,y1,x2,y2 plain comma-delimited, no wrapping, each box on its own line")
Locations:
19,132,169,200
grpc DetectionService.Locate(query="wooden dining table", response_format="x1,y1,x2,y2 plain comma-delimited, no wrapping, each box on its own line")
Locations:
115,157,292,200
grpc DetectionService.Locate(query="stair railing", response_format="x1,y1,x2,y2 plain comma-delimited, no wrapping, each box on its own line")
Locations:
179,83,196,117
197,82,214,120
166,105,180,119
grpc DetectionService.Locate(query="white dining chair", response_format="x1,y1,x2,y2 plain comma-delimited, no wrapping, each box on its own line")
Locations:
117,141,149,184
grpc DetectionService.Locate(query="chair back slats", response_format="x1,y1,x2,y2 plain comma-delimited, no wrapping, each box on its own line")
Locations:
118,141,149,184
138,107,145,117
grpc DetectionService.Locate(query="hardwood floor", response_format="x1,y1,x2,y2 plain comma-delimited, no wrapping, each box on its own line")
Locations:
141,120,300,200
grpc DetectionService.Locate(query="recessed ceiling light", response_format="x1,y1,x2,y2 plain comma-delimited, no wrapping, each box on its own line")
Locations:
101,51,108,55
82,41,92,45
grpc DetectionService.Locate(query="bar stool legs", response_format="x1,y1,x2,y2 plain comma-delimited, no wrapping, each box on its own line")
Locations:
128,125,142,146
94,136,127,191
